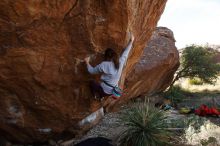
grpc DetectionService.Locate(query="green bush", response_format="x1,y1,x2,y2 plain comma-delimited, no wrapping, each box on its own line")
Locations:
118,101,172,146
163,86,187,104
200,137,217,146
169,45,220,89
189,78,204,85
168,115,206,131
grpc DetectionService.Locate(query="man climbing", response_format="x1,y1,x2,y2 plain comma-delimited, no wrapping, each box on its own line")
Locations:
84,32,134,100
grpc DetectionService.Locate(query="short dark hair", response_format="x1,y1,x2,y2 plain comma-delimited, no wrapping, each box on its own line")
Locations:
104,48,119,69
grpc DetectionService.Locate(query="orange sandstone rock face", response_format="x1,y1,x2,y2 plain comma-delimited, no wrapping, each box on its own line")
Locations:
123,27,180,100
0,0,167,143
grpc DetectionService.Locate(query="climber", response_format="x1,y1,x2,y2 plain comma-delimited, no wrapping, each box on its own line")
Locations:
84,32,134,100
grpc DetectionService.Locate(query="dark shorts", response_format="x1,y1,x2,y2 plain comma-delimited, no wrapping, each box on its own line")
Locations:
89,80,111,99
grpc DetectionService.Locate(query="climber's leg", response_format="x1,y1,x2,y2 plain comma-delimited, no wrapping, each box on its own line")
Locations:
103,95,119,113
89,80,110,99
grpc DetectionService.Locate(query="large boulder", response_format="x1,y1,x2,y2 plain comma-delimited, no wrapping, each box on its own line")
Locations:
0,0,167,143
123,27,179,100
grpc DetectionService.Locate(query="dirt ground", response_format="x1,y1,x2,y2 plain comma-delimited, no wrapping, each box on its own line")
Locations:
15,77,217,146
70,78,220,146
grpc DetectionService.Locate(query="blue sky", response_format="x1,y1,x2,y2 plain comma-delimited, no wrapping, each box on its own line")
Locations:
158,0,220,49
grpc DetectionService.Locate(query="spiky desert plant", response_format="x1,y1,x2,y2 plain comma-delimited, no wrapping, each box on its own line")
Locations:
118,100,172,146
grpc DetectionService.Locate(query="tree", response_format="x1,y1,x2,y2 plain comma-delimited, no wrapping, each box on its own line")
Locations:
169,44,220,89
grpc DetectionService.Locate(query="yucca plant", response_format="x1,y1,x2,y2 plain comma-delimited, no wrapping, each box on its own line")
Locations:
118,99,172,146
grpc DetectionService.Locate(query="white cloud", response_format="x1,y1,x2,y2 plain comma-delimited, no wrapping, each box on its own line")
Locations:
158,0,220,49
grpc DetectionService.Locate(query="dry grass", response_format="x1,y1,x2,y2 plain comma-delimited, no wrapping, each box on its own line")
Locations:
176,77,220,93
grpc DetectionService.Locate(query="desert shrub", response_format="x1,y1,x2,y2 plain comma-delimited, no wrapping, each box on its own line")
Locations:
163,85,188,104
189,78,204,85
200,137,217,146
168,115,206,131
118,100,172,146
169,45,220,89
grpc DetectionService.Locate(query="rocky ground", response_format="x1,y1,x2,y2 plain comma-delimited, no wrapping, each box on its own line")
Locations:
5,97,220,146
68,95,220,146
62,104,129,146
6,78,220,146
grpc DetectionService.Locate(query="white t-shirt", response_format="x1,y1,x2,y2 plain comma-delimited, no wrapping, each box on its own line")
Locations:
87,41,133,94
